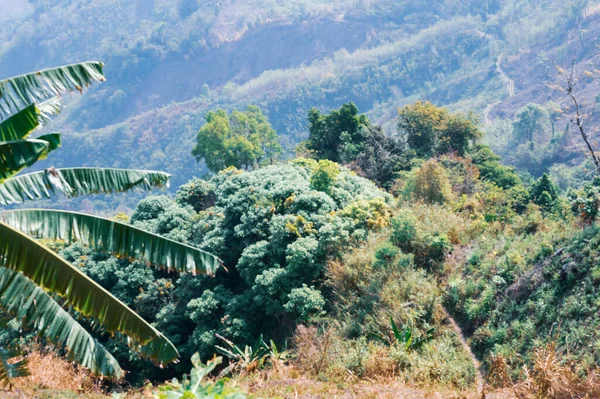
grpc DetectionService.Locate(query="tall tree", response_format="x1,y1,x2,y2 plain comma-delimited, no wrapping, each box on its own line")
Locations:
305,102,369,163
512,103,551,143
192,106,281,172
553,62,600,172
0,62,221,380
302,102,406,188
397,101,482,158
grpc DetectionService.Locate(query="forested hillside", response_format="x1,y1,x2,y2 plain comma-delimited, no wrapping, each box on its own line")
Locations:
3,0,599,188
5,2,600,399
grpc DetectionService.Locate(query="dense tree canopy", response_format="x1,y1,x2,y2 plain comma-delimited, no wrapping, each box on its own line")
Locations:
192,106,282,172
305,102,370,163
397,101,482,157
512,103,551,144
60,160,392,382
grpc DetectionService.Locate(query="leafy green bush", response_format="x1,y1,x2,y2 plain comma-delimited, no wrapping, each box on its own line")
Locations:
530,173,559,213
390,209,418,251
321,236,475,388
470,145,521,189
310,159,340,195
397,101,481,158
156,354,248,399
61,160,390,382
408,160,453,204
175,178,216,212
373,242,400,268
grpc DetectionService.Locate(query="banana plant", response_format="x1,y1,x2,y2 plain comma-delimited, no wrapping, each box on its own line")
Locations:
156,354,248,399
370,317,435,351
0,62,222,381
215,334,268,375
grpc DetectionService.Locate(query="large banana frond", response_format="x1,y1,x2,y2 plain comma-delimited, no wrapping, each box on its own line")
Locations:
0,167,170,205
36,97,63,123
0,62,104,121
0,346,29,388
0,98,63,143
0,134,61,182
1,209,221,275
0,267,123,379
0,104,39,142
0,134,58,179
0,221,179,365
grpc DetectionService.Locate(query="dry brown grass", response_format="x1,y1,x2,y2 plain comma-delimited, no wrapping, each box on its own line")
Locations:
2,346,105,398
486,352,513,389
506,343,600,399
235,369,484,399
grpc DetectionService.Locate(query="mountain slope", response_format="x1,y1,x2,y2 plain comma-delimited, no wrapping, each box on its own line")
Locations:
2,0,600,187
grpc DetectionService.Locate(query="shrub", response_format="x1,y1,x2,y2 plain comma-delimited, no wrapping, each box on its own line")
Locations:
175,177,216,212
373,242,400,268
310,159,340,194
67,160,389,381
411,160,453,204
470,145,521,189
390,209,418,251
530,173,559,213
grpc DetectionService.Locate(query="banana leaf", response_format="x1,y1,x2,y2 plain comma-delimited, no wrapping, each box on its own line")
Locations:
0,167,170,205
0,104,39,142
0,267,124,378
0,346,29,388
0,62,104,121
0,221,179,365
1,208,221,275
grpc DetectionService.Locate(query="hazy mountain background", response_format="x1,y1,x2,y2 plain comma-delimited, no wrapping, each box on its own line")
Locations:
2,0,599,192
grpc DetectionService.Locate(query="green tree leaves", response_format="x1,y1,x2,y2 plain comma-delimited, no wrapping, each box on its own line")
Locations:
305,102,369,163
398,101,482,157
512,103,551,144
310,160,340,194
192,106,282,172
0,61,222,380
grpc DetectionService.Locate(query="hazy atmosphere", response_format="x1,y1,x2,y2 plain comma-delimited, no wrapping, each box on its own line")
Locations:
0,1,599,398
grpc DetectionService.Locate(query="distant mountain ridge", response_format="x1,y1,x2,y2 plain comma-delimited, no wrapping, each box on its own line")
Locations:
2,0,599,188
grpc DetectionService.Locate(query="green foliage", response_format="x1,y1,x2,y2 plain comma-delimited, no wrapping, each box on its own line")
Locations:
390,318,435,351
156,354,247,399
305,102,369,163
69,161,389,382
302,103,408,188
373,242,400,268
215,334,268,375
568,177,600,224
175,178,216,212
512,103,551,144
470,145,521,189
397,101,481,158
390,210,418,251
0,266,123,378
283,284,325,321
410,160,453,204
529,173,559,213
324,236,475,388
0,62,222,380
0,346,29,388
309,160,340,195
192,106,282,172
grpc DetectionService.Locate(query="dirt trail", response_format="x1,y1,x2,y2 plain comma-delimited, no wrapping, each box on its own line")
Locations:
484,55,515,127
496,55,515,97
484,100,501,126
443,307,485,396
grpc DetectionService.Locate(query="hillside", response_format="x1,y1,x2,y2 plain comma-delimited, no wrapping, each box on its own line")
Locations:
3,0,600,188
5,2,600,399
